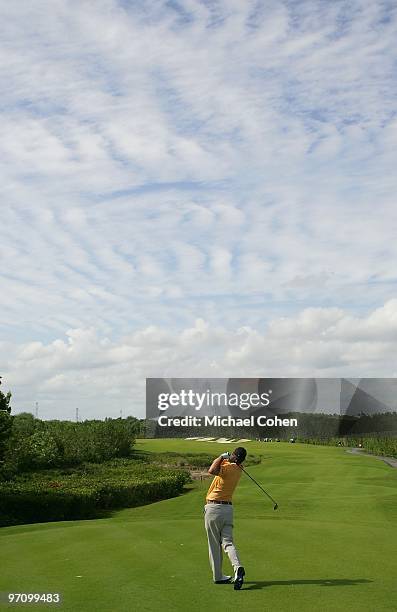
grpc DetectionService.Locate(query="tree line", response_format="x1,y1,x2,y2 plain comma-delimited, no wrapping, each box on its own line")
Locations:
0,378,142,476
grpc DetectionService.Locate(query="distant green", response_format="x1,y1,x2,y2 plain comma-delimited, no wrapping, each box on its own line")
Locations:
1,439,396,611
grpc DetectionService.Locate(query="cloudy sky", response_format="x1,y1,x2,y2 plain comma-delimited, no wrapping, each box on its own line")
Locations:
1,0,397,419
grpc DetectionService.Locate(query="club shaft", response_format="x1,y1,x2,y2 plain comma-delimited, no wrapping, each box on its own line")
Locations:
239,466,278,506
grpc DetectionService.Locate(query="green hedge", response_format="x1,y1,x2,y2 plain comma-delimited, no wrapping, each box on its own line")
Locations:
0,452,262,527
0,463,191,527
2,415,140,473
298,436,397,458
359,437,397,458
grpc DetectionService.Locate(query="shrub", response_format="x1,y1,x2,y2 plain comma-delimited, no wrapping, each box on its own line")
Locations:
3,417,139,472
0,462,191,527
297,436,397,458
12,431,59,470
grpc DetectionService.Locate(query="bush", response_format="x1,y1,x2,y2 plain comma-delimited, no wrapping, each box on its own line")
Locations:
297,436,397,458
3,416,139,472
360,437,397,458
12,431,59,470
0,461,191,527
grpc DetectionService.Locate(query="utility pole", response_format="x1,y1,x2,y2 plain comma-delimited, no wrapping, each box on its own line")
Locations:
35,402,39,419
75,407,79,422
120,408,123,419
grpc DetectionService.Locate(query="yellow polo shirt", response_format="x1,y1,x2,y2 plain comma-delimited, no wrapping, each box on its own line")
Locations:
206,460,242,502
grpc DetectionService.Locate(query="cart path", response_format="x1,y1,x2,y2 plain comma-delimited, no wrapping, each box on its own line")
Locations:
346,447,397,468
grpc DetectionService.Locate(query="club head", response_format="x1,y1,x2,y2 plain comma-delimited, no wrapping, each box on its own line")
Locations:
273,504,278,510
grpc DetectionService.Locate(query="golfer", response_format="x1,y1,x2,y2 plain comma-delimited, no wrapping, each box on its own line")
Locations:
204,447,246,590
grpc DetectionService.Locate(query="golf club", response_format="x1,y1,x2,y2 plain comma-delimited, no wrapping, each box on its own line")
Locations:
238,465,279,510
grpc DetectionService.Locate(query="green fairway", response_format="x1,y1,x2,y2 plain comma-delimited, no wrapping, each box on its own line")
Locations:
1,439,396,611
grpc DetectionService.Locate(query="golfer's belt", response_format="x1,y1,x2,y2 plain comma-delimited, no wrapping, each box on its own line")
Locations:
206,500,232,505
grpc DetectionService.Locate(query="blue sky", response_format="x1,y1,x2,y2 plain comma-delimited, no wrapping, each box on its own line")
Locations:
1,0,397,418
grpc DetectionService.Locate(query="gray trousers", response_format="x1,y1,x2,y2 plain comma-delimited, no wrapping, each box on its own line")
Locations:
204,503,242,581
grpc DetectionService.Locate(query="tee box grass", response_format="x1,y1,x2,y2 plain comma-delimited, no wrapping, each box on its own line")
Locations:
1,439,396,611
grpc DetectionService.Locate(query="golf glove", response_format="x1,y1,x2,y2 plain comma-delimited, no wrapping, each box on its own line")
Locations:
221,452,230,459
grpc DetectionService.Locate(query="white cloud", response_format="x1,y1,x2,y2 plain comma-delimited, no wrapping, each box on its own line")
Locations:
1,1,396,416
2,300,397,419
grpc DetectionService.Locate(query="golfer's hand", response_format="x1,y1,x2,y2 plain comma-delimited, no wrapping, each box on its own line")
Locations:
221,452,230,459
